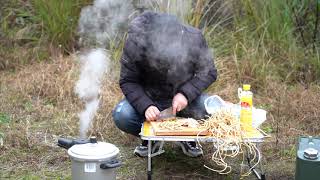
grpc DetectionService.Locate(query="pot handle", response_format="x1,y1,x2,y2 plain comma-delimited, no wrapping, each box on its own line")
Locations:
100,159,122,169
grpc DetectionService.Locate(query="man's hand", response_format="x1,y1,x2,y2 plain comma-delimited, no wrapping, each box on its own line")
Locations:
145,106,160,121
172,93,188,115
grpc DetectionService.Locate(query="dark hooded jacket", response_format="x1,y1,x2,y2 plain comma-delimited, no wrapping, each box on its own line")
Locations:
119,12,217,115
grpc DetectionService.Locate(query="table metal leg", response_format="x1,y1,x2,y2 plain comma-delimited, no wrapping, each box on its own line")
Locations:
147,140,152,180
256,143,266,180
245,142,265,180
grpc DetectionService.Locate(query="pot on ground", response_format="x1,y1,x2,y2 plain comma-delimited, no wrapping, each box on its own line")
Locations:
67,138,121,180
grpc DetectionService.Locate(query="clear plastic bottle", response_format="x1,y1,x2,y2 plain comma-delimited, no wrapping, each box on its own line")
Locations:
238,84,253,130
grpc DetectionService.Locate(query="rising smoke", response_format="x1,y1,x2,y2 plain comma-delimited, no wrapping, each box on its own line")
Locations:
129,11,213,92
75,49,109,138
75,1,214,137
78,0,134,47
75,0,134,138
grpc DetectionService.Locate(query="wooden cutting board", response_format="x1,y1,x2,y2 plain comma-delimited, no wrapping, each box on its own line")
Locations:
150,118,209,136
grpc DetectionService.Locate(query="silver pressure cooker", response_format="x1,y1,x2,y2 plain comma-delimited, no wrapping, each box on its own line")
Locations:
58,137,121,180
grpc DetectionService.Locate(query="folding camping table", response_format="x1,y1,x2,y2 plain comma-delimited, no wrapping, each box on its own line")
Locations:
140,121,266,180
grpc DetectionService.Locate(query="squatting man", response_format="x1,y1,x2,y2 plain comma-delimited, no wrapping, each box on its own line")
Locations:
113,11,217,157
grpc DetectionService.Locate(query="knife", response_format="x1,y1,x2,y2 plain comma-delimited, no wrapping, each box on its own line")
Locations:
158,107,176,120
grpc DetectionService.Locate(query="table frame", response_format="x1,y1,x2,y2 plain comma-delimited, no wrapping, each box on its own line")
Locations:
140,132,265,180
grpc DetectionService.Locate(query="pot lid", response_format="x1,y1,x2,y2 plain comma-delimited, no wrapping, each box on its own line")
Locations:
68,141,119,161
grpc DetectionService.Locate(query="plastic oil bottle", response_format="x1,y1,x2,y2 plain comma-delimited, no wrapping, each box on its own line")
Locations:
238,84,253,130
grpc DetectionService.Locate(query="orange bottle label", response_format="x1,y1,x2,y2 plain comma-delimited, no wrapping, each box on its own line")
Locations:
240,95,252,130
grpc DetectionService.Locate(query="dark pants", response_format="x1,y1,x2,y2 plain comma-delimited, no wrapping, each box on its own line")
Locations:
112,94,209,137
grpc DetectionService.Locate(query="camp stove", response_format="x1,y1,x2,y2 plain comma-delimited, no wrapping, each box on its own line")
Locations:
58,136,121,180
295,136,320,180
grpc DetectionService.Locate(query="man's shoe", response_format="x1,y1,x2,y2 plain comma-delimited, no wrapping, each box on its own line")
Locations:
175,141,203,157
134,140,161,157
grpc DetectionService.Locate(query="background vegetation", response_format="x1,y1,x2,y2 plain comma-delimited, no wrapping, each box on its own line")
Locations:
1,0,319,179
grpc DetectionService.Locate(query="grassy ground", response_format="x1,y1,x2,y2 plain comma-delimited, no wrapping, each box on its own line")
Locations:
1,0,320,179
1,54,319,179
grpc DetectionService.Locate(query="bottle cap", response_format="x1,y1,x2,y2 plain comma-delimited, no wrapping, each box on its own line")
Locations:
243,84,251,91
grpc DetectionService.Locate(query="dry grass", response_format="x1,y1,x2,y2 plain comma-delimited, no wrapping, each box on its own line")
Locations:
1,53,320,179
0,53,126,139
208,54,320,178
211,55,320,141
1,0,319,178
0,54,133,178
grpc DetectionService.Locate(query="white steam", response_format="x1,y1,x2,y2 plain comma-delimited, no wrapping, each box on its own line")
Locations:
76,0,134,138
75,49,109,138
78,99,100,138
78,0,134,47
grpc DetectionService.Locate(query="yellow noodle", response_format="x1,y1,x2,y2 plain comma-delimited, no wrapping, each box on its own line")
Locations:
158,119,184,130
197,109,261,177
157,110,262,177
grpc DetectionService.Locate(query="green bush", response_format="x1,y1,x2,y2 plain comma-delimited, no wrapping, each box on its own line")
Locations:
205,0,320,85
0,0,91,69
32,0,92,52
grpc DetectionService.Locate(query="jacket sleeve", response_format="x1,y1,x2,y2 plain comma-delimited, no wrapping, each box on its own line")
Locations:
178,34,218,102
119,42,155,115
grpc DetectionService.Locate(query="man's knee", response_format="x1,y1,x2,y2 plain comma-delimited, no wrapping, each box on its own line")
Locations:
113,101,132,129
112,100,143,136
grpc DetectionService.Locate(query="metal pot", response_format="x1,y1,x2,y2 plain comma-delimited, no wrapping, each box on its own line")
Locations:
67,138,121,180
